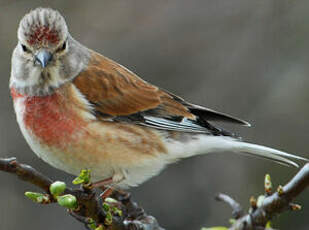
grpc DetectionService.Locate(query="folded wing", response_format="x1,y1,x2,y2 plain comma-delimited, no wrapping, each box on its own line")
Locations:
73,52,248,135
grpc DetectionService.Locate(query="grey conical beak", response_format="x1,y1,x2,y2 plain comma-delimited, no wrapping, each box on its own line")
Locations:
35,50,53,68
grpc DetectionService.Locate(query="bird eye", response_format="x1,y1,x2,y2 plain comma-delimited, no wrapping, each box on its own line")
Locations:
56,41,67,53
21,44,30,53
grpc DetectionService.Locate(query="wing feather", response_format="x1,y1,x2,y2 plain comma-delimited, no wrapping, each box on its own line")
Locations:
73,51,249,134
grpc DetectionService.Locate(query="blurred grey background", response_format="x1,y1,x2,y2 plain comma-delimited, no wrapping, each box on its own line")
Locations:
0,0,308,229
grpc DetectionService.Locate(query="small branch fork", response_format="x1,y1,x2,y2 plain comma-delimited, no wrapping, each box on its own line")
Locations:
215,194,244,219
0,157,164,230
215,163,309,230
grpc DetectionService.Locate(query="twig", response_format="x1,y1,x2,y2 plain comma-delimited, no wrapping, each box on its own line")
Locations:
0,157,53,193
216,193,244,219
218,163,309,230
0,157,164,230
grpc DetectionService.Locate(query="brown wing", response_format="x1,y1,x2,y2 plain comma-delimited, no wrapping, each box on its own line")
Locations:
74,52,195,119
73,51,249,134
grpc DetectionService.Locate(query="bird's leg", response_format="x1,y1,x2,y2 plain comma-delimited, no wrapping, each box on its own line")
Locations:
92,177,114,188
92,172,125,188
92,172,125,200
100,186,114,200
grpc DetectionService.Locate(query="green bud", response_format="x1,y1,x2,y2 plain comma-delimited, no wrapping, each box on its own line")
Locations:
229,219,236,225
57,194,78,209
264,174,272,195
50,181,66,196
104,212,113,225
73,169,91,185
25,192,49,204
249,196,257,208
87,218,97,230
265,221,272,228
112,206,122,216
277,185,284,196
102,202,110,212
95,225,104,230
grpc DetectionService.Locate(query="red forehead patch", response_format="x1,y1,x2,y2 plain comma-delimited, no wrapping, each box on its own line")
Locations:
27,26,60,45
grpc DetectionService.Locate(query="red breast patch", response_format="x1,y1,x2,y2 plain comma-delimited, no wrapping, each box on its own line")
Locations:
12,88,86,148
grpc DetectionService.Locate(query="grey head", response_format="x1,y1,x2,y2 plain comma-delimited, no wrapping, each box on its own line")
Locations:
10,7,90,96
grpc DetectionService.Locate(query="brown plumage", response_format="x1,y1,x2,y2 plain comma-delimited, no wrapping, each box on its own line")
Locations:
74,51,249,135
74,51,195,119
10,8,308,189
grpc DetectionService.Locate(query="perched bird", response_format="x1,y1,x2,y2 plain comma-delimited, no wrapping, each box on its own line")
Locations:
10,8,307,188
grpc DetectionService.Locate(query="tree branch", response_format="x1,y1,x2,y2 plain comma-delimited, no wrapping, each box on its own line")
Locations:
0,157,53,192
0,157,164,230
1,157,308,230
216,163,309,230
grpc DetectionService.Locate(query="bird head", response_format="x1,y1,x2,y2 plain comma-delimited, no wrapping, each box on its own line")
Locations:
11,8,90,96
